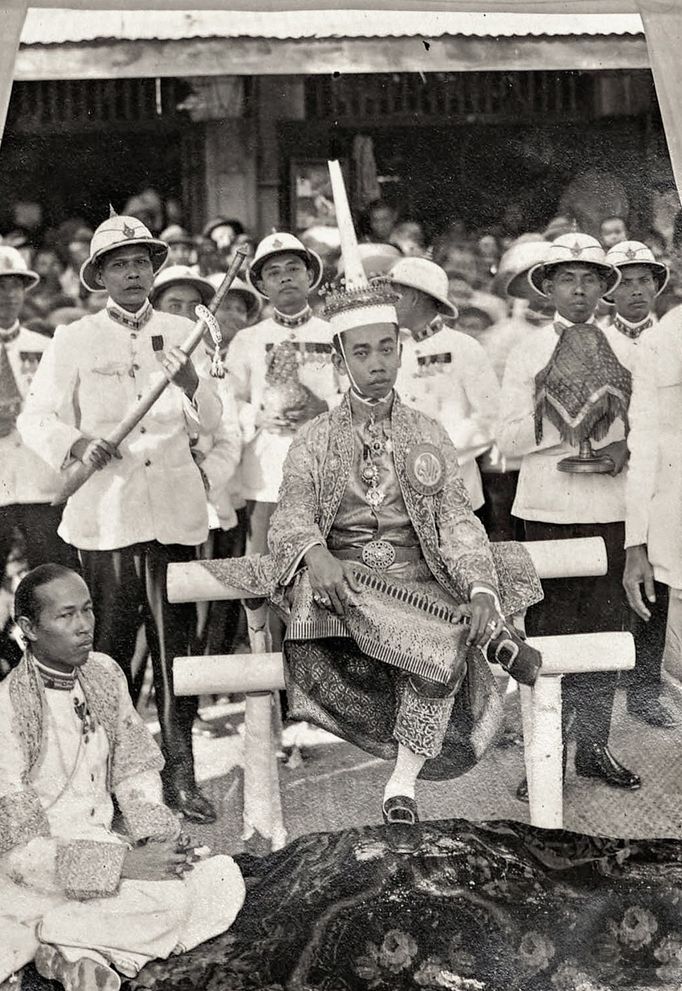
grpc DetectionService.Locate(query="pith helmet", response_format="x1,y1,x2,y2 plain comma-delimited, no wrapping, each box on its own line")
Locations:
604,240,669,296
247,232,323,298
494,240,549,300
0,246,39,289
80,213,169,292
149,265,215,308
389,256,457,318
528,233,620,298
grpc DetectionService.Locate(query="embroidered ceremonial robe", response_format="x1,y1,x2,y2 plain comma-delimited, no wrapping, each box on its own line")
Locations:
201,391,543,778
0,652,244,983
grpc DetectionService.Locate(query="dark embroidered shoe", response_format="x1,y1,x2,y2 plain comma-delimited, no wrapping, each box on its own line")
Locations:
382,795,422,854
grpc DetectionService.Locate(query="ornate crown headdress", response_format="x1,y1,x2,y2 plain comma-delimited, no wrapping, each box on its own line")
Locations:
322,160,399,334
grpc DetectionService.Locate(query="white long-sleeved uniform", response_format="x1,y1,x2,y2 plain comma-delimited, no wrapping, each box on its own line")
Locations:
625,306,682,590
225,314,338,502
396,326,500,510
497,315,656,524
0,657,244,983
0,324,60,506
17,302,222,550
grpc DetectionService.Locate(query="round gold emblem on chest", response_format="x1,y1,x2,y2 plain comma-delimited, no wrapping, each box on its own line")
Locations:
406,442,445,495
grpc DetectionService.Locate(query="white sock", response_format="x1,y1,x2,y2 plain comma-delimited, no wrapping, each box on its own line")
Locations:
383,745,427,803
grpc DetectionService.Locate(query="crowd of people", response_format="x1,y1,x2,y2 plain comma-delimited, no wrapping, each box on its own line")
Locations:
1,170,681,988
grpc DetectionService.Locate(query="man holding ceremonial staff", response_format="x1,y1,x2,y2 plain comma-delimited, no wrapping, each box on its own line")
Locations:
18,212,223,824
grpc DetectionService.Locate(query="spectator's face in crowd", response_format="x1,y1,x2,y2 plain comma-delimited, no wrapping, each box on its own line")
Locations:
447,274,474,305
210,224,237,253
258,253,312,313
610,264,658,323
167,242,194,267
442,248,478,287
369,205,396,242
17,572,95,672
478,235,499,262
600,217,628,249
34,249,63,285
542,263,606,323
213,292,250,348
68,236,91,269
0,275,26,328
334,324,401,400
97,245,155,312
155,283,203,322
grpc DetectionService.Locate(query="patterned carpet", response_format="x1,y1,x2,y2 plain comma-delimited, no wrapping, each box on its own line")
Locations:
20,818,682,991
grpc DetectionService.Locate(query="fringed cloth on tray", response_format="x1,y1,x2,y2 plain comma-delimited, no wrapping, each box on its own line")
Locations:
534,323,632,445
198,541,543,780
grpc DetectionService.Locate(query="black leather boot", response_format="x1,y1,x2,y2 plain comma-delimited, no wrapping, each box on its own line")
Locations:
574,743,641,790
158,689,217,824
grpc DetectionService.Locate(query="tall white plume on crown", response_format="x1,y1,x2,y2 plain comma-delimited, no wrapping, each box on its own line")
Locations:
323,160,399,334
327,160,367,291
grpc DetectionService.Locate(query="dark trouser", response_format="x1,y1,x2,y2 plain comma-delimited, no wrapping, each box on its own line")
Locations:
196,509,247,656
79,541,199,787
478,471,526,543
625,580,669,708
0,502,78,575
524,520,626,749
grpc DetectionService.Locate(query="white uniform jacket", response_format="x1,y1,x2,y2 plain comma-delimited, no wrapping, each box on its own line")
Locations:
396,326,500,510
0,324,60,506
17,302,222,550
225,314,338,503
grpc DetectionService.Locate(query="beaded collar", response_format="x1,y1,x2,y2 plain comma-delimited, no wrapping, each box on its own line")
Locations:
32,654,78,691
273,305,312,329
106,300,153,332
613,315,653,340
0,321,21,345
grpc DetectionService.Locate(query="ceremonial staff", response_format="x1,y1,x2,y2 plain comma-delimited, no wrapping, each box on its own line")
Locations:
52,246,248,506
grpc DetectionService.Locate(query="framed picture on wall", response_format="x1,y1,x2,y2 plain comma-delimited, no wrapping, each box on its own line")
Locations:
289,158,347,232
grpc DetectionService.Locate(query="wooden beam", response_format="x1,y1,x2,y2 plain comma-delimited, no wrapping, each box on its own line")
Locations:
14,34,649,82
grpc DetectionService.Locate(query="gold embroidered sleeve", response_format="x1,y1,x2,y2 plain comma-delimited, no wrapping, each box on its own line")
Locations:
117,775,181,844
435,427,498,600
267,420,327,584
56,839,127,900
0,787,50,856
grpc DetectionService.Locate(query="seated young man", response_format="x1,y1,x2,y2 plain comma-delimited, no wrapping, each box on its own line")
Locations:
0,564,244,991
201,165,542,851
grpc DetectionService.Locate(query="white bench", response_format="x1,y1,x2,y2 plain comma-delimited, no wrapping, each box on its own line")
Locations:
168,538,634,850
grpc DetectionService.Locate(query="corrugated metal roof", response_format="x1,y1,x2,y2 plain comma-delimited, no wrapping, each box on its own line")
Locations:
20,9,644,46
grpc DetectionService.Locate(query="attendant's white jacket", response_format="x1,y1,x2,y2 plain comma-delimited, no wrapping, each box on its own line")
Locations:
396,326,500,510
18,302,222,550
497,316,655,524
0,325,60,506
225,314,338,503
625,306,682,590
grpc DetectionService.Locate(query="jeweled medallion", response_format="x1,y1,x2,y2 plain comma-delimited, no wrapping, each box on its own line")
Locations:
362,539,396,570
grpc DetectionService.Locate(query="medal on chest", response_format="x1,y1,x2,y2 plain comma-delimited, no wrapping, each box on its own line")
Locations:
360,413,393,510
